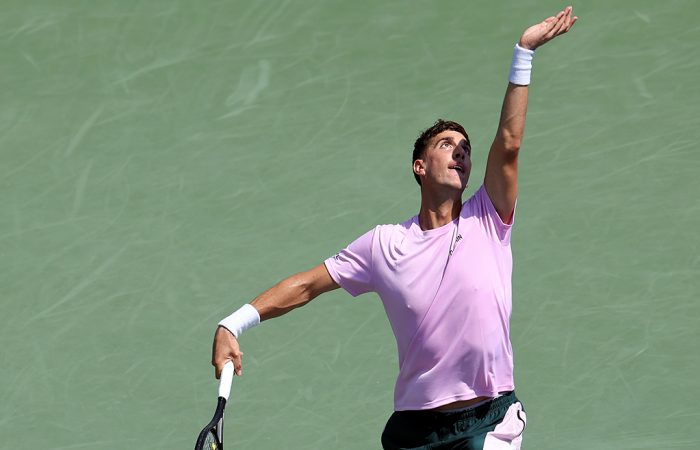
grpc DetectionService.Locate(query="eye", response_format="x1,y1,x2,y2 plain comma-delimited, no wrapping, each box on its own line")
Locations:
439,141,453,149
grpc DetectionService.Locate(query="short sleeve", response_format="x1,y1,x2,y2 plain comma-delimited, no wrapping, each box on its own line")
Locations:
324,228,375,297
468,185,515,243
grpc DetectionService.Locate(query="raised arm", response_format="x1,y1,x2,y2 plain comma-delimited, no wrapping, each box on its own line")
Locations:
484,6,577,222
212,263,339,377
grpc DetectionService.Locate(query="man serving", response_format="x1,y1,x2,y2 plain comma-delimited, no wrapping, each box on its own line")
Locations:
212,7,577,449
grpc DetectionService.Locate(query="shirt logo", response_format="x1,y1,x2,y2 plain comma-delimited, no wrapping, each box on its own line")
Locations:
449,235,462,256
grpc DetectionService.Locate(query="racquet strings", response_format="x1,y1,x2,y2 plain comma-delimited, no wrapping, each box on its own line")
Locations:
203,429,219,449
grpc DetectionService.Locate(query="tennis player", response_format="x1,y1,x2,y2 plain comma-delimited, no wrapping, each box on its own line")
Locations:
212,7,577,449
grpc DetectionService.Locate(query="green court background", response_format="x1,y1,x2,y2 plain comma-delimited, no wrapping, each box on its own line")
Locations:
1,0,698,448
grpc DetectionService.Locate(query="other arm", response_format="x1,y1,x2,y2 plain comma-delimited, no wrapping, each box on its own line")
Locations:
212,263,339,377
484,6,577,222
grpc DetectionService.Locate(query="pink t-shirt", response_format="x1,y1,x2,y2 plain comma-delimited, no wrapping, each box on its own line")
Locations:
324,186,515,411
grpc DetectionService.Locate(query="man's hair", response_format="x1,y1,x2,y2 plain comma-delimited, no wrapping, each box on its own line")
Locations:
412,119,470,186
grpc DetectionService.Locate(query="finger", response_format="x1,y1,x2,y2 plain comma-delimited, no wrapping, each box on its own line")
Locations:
557,6,572,23
555,8,571,30
545,9,565,28
214,353,241,378
563,7,574,27
539,10,563,34
213,359,225,379
565,16,579,32
555,15,571,36
214,360,226,379
211,355,221,379
546,11,567,36
542,16,558,32
559,10,577,35
546,10,570,38
233,352,244,376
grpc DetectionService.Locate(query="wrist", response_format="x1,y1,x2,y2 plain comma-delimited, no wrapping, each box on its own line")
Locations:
218,303,260,338
517,40,536,51
508,43,535,86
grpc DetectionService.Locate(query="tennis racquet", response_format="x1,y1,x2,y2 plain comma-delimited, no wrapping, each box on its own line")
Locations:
195,361,235,450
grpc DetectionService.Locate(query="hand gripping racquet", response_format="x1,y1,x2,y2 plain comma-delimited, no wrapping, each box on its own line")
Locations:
195,362,234,450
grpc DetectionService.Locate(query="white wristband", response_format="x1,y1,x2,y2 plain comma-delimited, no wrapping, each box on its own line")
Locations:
218,303,260,338
508,43,535,86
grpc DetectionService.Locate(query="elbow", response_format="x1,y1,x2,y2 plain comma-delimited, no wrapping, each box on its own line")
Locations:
504,138,521,153
298,279,314,303
292,273,317,304
501,134,521,154
496,131,521,156
500,138,521,159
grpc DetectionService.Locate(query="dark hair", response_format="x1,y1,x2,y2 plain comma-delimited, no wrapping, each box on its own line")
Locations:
412,119,470,186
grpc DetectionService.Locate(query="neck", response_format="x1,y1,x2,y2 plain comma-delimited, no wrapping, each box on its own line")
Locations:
418,188,463,230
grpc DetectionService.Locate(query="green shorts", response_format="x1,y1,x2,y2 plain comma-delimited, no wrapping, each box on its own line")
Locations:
381,391,527,450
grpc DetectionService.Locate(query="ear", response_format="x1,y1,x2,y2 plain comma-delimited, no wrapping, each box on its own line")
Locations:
413,159,425,179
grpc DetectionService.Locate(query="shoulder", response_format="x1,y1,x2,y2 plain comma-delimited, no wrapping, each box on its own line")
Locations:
355,218,415,252
460,185,514,242
342,218,412,251
461,185,487,214
374,217,414,237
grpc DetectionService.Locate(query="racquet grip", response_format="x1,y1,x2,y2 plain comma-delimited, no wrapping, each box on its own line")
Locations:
218,361,234,400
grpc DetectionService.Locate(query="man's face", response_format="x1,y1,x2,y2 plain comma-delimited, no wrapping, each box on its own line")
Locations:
414,130,472,191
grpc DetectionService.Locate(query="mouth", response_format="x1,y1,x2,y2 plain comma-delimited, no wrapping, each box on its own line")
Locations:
449,164,465,174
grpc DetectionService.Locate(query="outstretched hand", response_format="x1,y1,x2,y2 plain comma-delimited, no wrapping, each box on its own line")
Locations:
519,6,578,50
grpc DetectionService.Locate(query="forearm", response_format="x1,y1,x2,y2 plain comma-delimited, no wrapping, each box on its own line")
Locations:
483,46,533,221
218,264,336,341
494,82,529,153
214,279,310,378
491,4,577,152
250,263,338,321
250,272,316,321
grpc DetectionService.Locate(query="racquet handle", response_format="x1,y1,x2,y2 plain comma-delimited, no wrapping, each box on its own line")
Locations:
218,361,234,400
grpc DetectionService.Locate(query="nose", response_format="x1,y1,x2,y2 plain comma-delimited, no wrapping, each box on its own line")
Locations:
453,143,467,160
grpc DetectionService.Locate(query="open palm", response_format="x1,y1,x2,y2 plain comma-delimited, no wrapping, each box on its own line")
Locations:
519,6,578,50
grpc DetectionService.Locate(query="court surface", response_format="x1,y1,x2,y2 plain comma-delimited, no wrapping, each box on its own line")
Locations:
1,0,699,448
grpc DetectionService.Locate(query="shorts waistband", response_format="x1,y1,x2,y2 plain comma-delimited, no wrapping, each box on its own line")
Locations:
428,391,517,420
